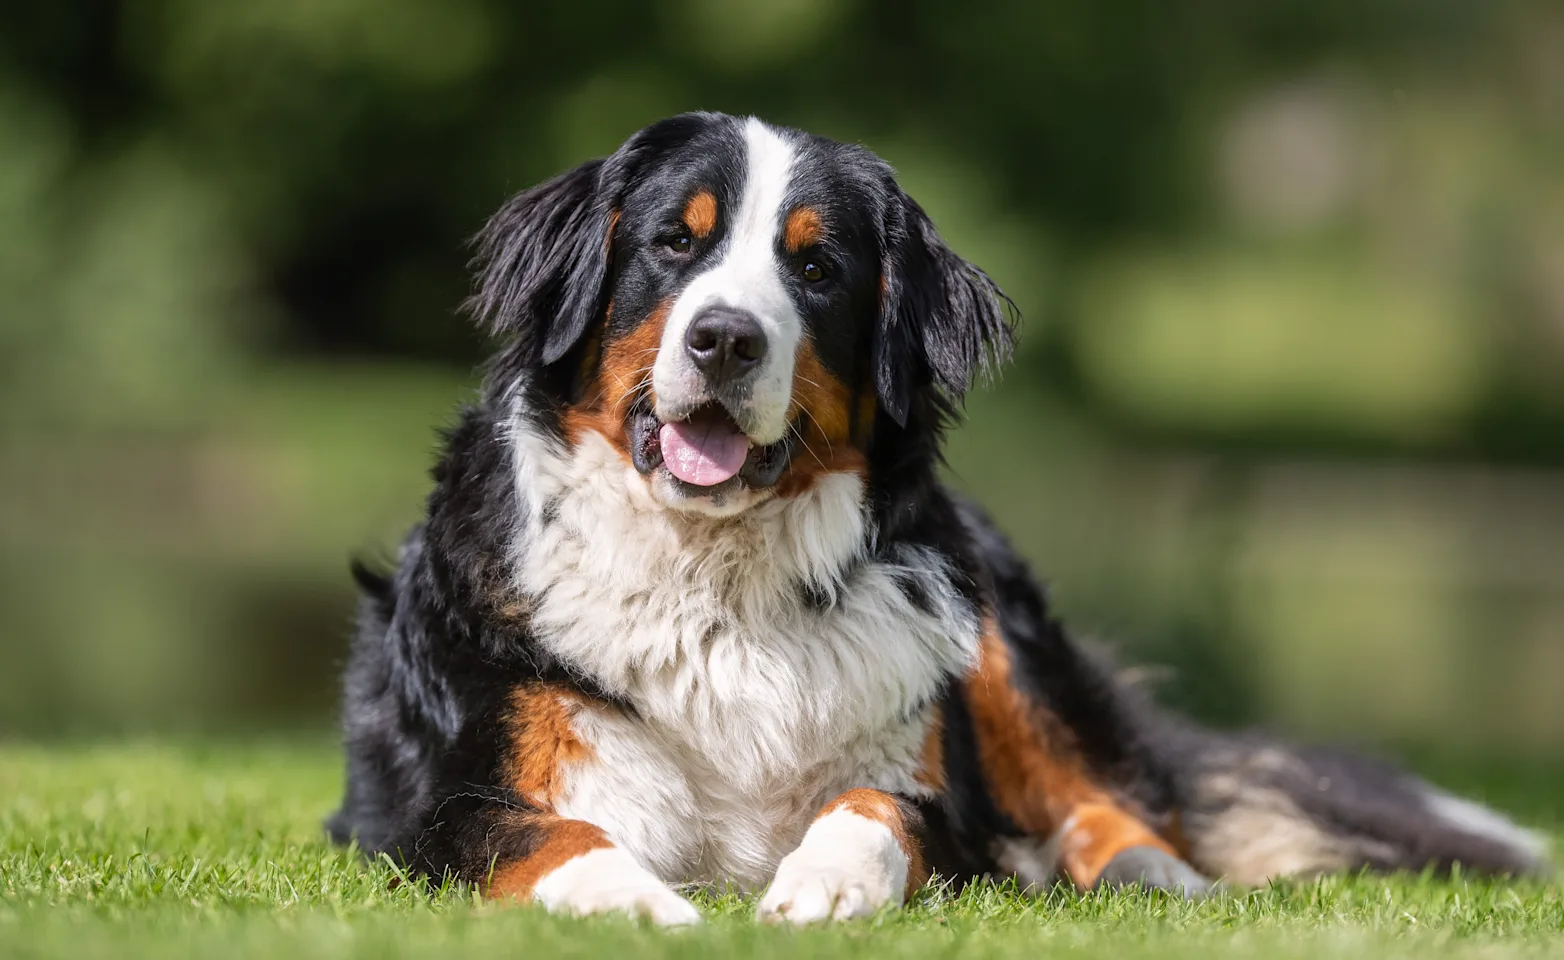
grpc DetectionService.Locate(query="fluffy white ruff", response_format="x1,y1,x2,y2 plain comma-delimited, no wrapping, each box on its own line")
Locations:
506,405,977,888
757,809,908,923
532,847,701,926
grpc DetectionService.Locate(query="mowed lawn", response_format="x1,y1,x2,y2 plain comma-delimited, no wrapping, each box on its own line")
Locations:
1,742,1559,959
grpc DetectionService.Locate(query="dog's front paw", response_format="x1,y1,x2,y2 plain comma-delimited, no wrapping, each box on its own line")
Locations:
757,810,908,923
758,861,892,922
533,847,702,926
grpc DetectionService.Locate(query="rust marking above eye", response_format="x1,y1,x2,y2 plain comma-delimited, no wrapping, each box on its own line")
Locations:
683,190,718,239
784,206,825,253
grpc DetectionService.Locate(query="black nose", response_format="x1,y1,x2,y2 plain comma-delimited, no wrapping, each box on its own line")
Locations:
685,307,767,384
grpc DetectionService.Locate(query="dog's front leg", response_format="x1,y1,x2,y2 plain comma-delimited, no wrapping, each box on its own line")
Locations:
492,814,700,924
757,788,928,923
412,800,701,926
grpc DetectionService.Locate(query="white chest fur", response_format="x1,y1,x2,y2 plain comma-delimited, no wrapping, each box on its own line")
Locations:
506,415,978,887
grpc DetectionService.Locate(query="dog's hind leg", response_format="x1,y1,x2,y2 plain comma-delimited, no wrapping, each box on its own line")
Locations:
958,497,1549,889
965,623,1208,896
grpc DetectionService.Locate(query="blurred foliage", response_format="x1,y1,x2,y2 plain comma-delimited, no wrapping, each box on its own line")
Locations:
0,0,1561,775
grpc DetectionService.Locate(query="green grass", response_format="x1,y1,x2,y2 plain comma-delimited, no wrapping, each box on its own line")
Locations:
1,742,1559,959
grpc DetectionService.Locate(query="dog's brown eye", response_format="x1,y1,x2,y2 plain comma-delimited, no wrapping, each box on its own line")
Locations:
800,261,825,282
667,233,693,254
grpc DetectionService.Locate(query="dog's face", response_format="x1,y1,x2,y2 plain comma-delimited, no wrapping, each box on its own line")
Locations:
471,113,1011,517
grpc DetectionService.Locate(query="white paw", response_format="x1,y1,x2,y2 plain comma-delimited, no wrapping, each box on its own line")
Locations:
758,862,890,922
757,810,907,924
533,847,701,926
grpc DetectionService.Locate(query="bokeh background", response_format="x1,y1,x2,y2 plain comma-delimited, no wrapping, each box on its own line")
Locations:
2,1,1561,817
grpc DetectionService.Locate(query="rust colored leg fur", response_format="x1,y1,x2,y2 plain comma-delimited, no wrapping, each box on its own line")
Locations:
964,621,1191,889
394,684,703,926
475,811,701,924
484,814,614,900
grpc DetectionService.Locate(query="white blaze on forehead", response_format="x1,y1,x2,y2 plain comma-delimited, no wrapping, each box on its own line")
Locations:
653,117,801,446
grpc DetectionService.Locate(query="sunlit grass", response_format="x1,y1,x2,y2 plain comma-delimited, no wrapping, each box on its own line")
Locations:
1,741,1559,958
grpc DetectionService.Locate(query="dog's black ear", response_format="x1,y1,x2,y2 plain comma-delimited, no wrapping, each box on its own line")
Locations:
467,114,721,367
466,158,615,366
874,190,1016,426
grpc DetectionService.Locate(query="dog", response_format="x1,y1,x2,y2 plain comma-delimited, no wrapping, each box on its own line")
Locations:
328,112,1550,925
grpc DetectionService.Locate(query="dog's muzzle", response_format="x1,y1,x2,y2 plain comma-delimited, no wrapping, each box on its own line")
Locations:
630,403,796,492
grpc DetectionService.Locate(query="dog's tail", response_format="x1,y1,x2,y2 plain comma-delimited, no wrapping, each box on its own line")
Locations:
326,557,400,847
349,557,396,624
1157,721,1553,884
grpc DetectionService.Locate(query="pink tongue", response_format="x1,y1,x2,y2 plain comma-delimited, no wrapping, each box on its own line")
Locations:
659,419,750,486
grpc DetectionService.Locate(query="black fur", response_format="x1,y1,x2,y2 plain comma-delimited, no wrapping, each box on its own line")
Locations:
874,189,1015,428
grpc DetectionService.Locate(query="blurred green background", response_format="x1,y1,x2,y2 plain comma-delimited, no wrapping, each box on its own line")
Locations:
1,0,1561,810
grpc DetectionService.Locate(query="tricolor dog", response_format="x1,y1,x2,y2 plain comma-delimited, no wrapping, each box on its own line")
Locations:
329,112,1549,924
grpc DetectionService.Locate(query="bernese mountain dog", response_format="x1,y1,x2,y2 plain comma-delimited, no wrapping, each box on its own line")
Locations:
328,112,1550,924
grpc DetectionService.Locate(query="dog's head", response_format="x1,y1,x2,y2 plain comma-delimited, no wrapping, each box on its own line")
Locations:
471,112,1012,516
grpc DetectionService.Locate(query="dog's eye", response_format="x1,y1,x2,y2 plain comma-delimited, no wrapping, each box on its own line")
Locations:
666,233,693,254
800,261,825,282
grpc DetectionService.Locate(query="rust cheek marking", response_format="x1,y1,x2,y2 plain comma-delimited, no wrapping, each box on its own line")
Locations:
562,302,669,459
504,684,594,807
784,205,825,254
486,816,613,901
774,338,866,497
683,190,717,239
963,619,1176,886
819,789,929,897
790,339,853,443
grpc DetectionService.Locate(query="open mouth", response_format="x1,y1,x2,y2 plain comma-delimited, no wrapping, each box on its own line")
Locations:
630,403,795,491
